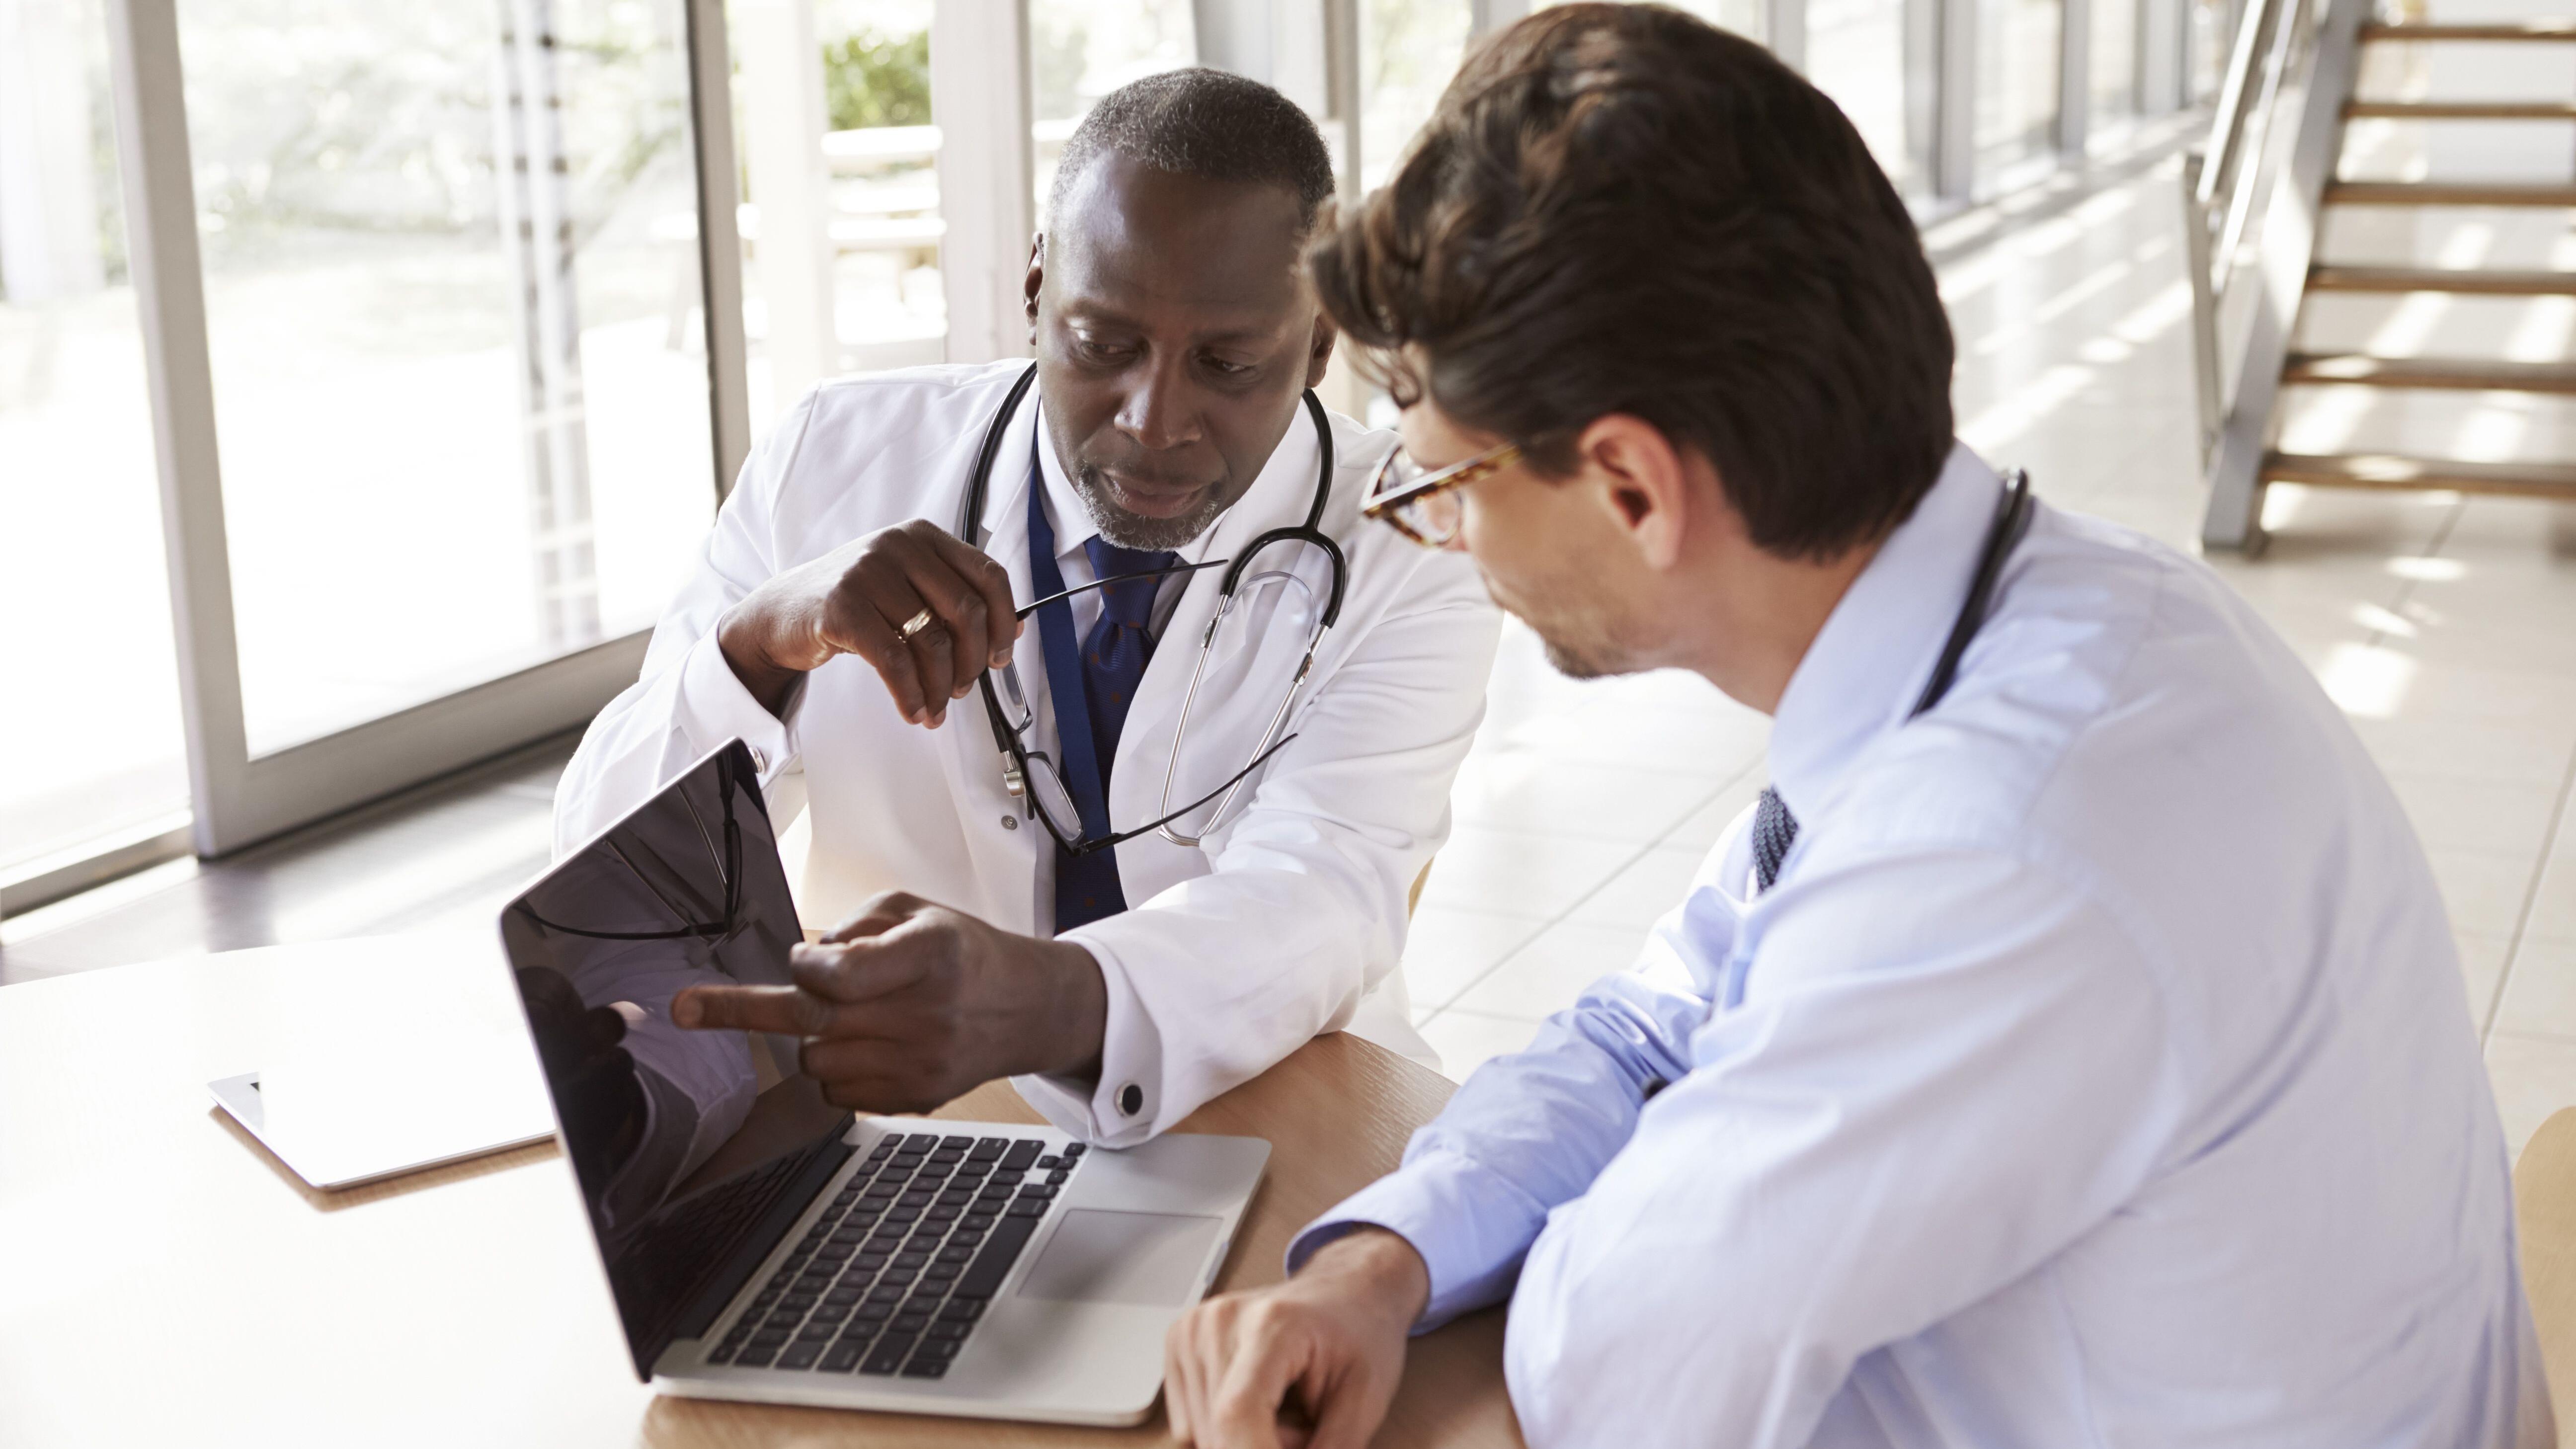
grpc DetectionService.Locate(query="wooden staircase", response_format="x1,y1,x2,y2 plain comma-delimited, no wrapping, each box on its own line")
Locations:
2190,6,2576,548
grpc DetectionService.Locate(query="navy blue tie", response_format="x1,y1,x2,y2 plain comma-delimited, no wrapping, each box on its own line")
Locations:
1752,786,1798,893
1045,537,1177,933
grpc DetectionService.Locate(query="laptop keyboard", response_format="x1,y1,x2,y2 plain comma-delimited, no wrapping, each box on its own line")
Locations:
703,1131,1087,1380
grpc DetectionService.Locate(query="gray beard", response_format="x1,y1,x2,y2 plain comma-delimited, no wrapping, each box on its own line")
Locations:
1072,462,1229,552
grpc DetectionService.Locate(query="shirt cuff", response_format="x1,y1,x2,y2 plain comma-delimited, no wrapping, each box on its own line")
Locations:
674,628,801,784
1286,1147,1550,1332
1009,932,1168,1148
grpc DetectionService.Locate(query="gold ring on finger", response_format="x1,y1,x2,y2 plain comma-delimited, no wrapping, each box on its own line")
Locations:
896,606,936,642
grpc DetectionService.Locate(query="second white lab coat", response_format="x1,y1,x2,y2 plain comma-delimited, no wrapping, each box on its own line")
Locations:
556,361,1501,1145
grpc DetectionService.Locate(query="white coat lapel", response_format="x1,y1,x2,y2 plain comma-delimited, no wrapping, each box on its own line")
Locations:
937,371,1047,934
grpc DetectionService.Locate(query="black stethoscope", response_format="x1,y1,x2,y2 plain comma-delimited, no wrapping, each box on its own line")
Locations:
954,363,1350,852
1911,468,2035,720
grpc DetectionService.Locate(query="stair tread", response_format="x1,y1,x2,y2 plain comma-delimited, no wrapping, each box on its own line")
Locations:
2283,354,2576,391
2307,264,2576,294
2360,20,2576,40
2262,452,2576,494
2344,99,2576,118
2326,180,2576,206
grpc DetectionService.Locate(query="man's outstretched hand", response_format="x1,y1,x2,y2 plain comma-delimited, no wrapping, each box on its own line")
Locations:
668,891,1107,1113
716,518,1023,727
1164,1228,1431,1449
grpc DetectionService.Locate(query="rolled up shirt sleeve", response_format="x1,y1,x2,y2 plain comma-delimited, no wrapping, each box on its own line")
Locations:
1289,914,1714,1327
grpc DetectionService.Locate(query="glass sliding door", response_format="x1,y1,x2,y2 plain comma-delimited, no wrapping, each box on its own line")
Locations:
0,0,192,906
104,0,728,854
175,0,715,758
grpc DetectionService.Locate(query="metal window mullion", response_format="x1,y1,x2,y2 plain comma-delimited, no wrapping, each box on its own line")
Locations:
1934,0,1978,201
1766,0,1807,71
682,0,751,497
102,0,247,859
2058,0,2090,155
931,0,1034,364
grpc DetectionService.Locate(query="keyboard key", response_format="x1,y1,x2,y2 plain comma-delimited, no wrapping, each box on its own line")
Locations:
1061,1142,1087,1157
863,1334,916,1374
926,1320,969,1340
989,1169,1025,1188
1006,1199,1047,1218
1000,1140,1042,1170
961,1215,995,1235
935,1244,976,1264
763,1310,803,1330
913,1338,961,1361
891,1312,930,1334
822,1286,862,1306
1017,1184,1056,1201
782,1293,818,1313
820,1340,866,1373
811,1301,852,1323
881,1266,919,1285
736,1344,778,1368
954,1215,1039,1298
886,1207,922,1223
1046,1168,1070,1186
969,1137,1007,1161
925,1206,961,1222
934,1298,984,1322
815,1242,855,1261
900,1358,950,1379
867,1284,907,1303
940,1135,972,1151
796,1320,836,1341
923,1262,961,1281
778,1341,824,1369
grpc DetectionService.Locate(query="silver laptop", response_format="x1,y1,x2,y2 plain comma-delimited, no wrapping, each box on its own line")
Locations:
499,739,1268,1425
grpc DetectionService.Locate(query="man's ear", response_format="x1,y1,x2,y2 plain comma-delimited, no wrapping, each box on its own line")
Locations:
1023,234,1046,343
1575,415,1695,570
1304,312,1340,390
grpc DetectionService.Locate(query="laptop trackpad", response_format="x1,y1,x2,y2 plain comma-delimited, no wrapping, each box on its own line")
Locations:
1017,1209,1224,1307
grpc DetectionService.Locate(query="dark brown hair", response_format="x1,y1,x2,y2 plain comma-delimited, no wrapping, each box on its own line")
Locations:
1311,3,1955,559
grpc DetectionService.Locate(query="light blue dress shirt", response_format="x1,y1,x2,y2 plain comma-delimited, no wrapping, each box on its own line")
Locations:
1295,447,2553,1448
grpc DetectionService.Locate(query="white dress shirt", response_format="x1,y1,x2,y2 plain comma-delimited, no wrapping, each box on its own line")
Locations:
555,362,1499,1145
1295,446,2551,1448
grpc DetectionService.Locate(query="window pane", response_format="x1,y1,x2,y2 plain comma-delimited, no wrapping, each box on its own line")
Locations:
1033,0,1195,195
177,0,718,757
0,0,191,876
2092,0,2139,123
1362,0,1471,191
816,0,942,402
1810,0,1917,195
1977,0,2062,175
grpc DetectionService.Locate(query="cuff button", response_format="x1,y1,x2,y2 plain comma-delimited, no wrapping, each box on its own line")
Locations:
1117,1083,1144,1117
749,747,769,772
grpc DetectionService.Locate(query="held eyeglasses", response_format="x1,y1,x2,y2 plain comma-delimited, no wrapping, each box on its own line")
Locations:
956,366,1348,857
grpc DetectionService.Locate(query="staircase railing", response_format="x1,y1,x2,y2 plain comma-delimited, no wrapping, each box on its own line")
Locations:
2183,0,2373,551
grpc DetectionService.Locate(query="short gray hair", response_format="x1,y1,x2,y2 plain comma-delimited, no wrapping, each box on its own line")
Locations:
1046,68,1337,233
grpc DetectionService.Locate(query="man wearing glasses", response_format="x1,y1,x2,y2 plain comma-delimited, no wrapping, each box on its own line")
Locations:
1164,8,2546,1448
552,71,1499,1147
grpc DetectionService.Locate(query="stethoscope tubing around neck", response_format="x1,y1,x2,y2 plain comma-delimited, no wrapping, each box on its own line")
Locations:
956,362,1346,851
1908,468,2035,721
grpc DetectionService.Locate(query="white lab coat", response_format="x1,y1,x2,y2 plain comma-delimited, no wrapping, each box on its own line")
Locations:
555,361,1501,1146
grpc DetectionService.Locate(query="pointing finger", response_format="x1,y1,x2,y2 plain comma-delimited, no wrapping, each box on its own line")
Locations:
670,982,834,1036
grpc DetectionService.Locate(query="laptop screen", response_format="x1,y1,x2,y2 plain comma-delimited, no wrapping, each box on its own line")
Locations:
499,739,853,1377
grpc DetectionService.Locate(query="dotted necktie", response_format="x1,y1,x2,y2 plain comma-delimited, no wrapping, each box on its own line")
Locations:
1752,786,1799,894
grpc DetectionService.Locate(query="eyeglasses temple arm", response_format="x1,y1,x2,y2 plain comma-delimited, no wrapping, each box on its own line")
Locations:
1013,558,1230,620
1067,731,1301,858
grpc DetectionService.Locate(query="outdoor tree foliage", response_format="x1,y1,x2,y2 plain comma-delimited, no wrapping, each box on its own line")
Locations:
821,30,931,131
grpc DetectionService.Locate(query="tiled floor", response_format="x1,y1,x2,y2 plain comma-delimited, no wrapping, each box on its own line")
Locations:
1403,138,2576,1169
8,127,2576,1160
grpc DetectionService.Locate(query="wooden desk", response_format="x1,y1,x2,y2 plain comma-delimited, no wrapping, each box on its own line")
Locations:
0,936,1523,1449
